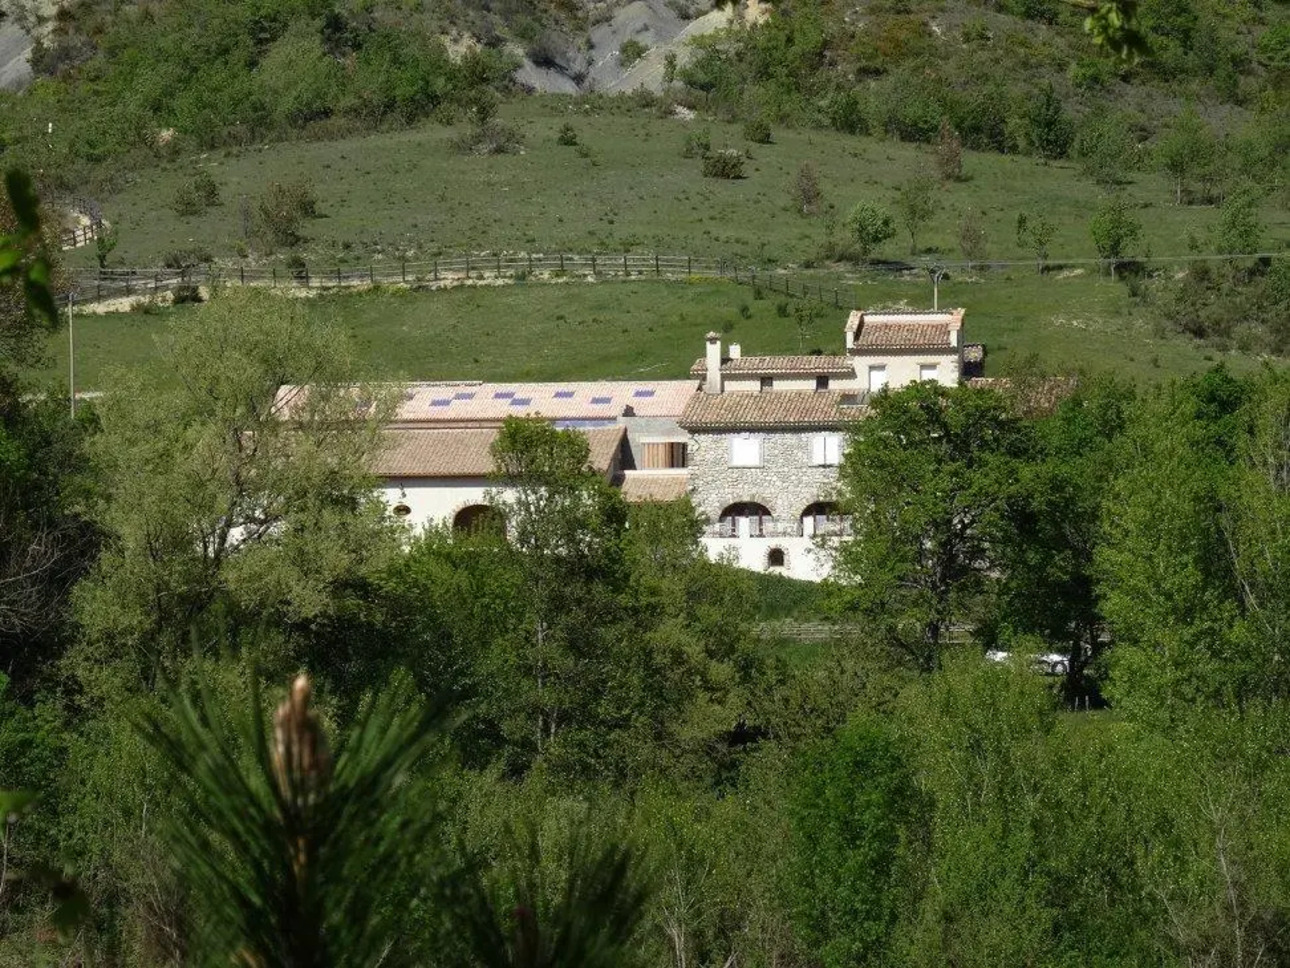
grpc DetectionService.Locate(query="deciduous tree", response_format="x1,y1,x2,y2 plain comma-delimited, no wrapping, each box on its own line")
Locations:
72,288,400,688
831,383,1031,671
894,175,937,255
844,202,896,263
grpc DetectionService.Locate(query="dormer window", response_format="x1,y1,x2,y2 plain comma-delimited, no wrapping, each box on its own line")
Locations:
760,377,774,391
816,375,829,391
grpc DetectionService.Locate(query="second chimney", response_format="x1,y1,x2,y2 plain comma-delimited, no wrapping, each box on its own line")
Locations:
704,332,723,394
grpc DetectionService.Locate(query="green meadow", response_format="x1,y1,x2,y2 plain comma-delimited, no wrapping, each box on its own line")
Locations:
42,273,1263,392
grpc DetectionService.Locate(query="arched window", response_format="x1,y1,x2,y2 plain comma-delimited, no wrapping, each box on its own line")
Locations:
392,503,412,518
767,547,786,569
453,504,506,537
800,501,848,537
718,502,772,538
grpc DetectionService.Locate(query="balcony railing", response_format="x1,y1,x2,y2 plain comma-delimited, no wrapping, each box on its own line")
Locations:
704,517,853,539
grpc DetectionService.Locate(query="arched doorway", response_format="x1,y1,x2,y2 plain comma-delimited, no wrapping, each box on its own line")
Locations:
718,502,772,538
453,504,506,537
766,547,787,569
800,501,848,537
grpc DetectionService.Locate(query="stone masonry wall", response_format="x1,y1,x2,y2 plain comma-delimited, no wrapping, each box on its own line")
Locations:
686,430,841,523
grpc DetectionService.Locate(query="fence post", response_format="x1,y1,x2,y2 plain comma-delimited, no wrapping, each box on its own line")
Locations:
337,266,342,286
655,253,660,276
433,259,437,282
369,265,374,285
623,253,628,277
240,264,245,285
273,267,277,287
465,254,471,278
591,253,597,276
402,259,407,283
496,254,502,276
528,252,533,273
125,275,131,296
687,255,692,277
305,268,310,288
560,253,565,272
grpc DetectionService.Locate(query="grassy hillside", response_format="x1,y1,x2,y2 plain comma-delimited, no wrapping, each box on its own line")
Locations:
63,98,1290,272
38,274,1261,392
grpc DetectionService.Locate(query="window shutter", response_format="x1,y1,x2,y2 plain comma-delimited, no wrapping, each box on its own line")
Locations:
811,434,826,466
730,436,762,467
825,434,841,465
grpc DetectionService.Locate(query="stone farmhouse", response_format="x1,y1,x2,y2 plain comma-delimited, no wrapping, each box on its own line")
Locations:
360,308,974,582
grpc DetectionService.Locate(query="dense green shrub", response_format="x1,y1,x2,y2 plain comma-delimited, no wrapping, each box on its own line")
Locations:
171,171,221,217
450,120,525,156
556,122,579,146
681,129,712,159
743,117,772,144
253,180,318,249
788,715,916,968
1026,82,1075,159
702,149,746,179
619,39,648,68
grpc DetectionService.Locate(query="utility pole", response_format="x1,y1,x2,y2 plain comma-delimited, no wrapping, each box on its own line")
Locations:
926,262,948,311
68,293,75,418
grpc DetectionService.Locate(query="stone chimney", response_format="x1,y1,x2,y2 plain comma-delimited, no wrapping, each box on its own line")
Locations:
704,331,723,394
729,343,742,359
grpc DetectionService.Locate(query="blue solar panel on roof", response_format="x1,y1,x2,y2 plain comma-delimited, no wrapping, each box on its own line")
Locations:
430,399,451,407
509,397,533,406
493,391,514,399
453,392,475,400
553,390,575,399
631,389,656,398
590,396,612,405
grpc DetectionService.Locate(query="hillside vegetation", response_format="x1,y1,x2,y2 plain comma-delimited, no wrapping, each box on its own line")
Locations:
61,99,1290,271
7,0,1290,185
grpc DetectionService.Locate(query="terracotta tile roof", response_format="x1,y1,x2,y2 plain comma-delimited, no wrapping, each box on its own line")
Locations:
846,309,964,351
690,355,855,377
620,471,690,503
678,391,868,430
966,376,1079,417
372,426,625,478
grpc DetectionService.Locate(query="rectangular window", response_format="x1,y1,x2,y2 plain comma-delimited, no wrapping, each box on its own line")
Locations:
641,441,688,469
815,375,830,391
812,433,843,466
730,435,763,467
760,376,774,391
868,365,888,393
919,363,938,382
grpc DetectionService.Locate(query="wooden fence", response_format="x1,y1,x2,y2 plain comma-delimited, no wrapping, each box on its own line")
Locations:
60,222,101,251
65,252,854,307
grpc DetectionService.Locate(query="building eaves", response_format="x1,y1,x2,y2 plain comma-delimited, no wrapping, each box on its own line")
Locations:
689,355,855,377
